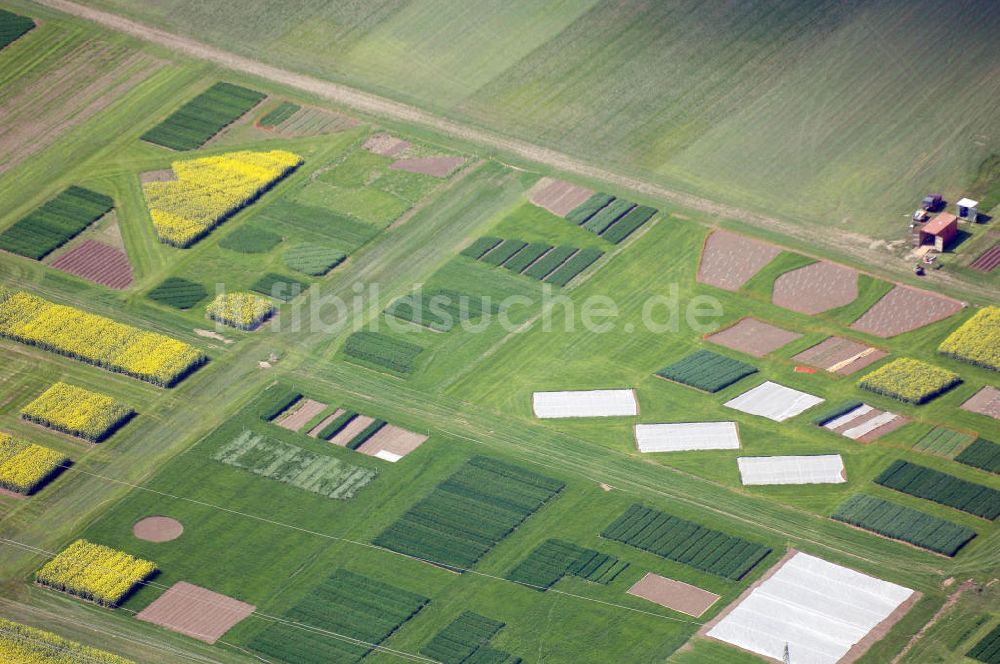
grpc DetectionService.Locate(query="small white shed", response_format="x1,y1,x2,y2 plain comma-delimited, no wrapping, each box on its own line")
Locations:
956,197,979,221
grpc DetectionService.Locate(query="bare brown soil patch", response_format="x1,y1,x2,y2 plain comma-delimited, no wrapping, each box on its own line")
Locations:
364,132,411,156
528,177,594,217
328,415,374,446
850,285,963,338
793,337,887,375
135,581,255,644
961,386,1000,421
132,516,183,543
627,573,719,617
356,425,428,461
140,169,177,184
194,329,232,344
0,40,163,174
706,317,802,357
308,408,344,438
390,156,465,177
0,487,28,500
772,261,858,314
50,240,133,289
697,229,781,291
274,399,327,432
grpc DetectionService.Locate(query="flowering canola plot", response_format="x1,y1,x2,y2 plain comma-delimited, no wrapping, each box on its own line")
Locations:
938,306,1000,372
0,432,68,494
21,382,133,442
0,617,135,663
206,292,275,330
35,539,156,607
143,150,302,247
0,287,204,386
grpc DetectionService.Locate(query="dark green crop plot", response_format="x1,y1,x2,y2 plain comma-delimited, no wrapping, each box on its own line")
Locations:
0,186,113,260
256,384,303,422
421,612,510,664
218,225,282,253
543,248,604,286
374,456,564,570
582,199,635,234
461,236,502,259
386,288,498,332
602,504,771,580
811,401,865,426
316,410,357,440
248,569,428,664
656,350,757,393
503,242,552,272
969,624,1000,663
602,205,658,243
522,246,576,279
145,277,208,310
506,539,628,590
344,331,424,374
832,494,976,557
0,9,34,49
956,439,1000,475
875,460,1000,520
565,193,614,225
251,273,307,302
481,239,527,266
347,419,385,450
283,244,346,276
141,82,266,150
259,101,300,127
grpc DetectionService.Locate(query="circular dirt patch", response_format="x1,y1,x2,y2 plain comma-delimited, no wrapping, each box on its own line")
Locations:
133,516,183,543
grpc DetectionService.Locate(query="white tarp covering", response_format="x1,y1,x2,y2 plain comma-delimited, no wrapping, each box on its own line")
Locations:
724,381,824,422
533,389,638,418
635,422,740,453
821,404,872,429
707,552,914,664
373,450,402,463
737,455,845,485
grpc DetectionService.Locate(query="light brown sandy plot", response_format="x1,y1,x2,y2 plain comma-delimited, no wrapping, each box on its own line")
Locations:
772,261,858,314
960,386,1000,421
50,240,133,289
140,169,176,183
328,415,374,446
697,230,781,291
133,516,183,542
528,177,594,217
307,408,344,438
136,582,255,644
850,285,963,338
356,424,428,461
792,337,888,375
390,156,465,177
706,318,802,357
364,132,410,156
627,573,719,617
273,399,327,432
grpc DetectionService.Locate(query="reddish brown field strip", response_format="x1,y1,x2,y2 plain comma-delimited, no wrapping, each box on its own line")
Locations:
792,336,887,375
706,317,802,357
961,386,1000,421
528,177,594,217
356,424,428,461
772,261,858,314
132,516,183,542
627,573,719,618
364,132,410,156
307,408,344,438
50,240,133,289
970,244,1000,272
274,399,327,432
697,230,781,291
136,582,255,644
390,156,465,177
850,286,962,337
328,415,374,446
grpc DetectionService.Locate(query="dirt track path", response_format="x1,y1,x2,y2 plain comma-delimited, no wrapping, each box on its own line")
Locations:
35,0,994,301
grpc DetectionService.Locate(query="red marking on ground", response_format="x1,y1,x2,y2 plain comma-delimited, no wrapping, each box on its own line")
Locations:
794,366,817,374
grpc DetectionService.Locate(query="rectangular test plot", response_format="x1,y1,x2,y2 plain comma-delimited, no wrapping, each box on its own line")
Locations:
737,455,846,485
533,389,638,418
724,381,824,422
635,422,740,453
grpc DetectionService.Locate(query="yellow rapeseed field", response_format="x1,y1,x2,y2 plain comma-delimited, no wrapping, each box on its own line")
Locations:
0,617,134,663
35,539,156,607
938,306,1000,372
206,292,275,330
21,383,134,442
0,432,68,495
143,149,302,247
858,358,961,404
0,286,205,386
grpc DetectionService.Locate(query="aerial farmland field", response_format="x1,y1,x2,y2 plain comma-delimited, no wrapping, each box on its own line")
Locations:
0,1,998,663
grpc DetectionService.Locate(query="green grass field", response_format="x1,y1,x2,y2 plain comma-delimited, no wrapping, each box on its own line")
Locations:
0,2,998,663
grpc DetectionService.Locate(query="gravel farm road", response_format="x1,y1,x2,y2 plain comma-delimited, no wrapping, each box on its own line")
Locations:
35,0,993,301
